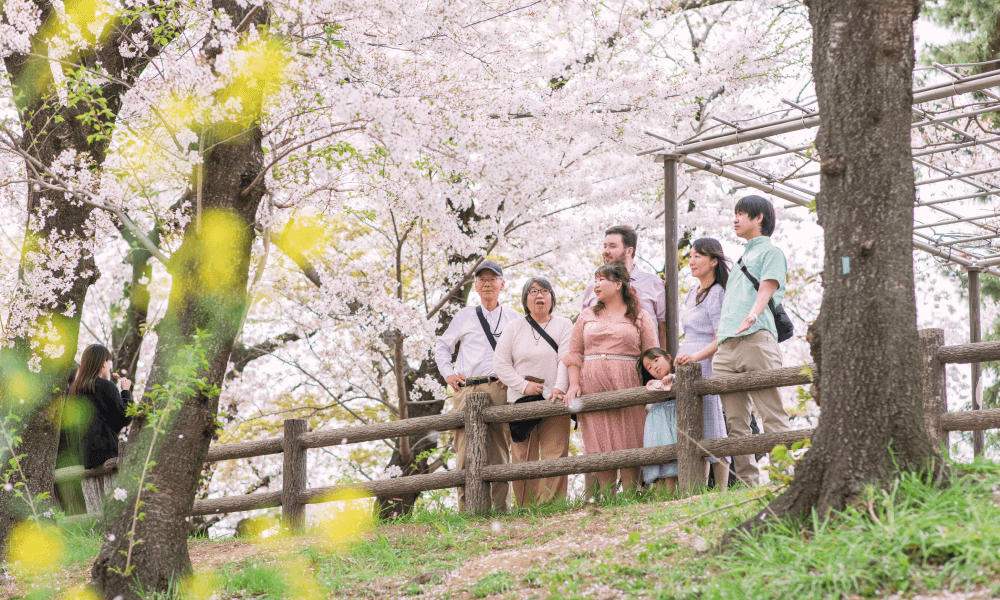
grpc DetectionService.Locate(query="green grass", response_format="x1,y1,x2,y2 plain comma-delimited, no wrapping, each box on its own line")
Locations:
662,458,1000,599
217,562,290,599
12,460,1000,599
471,571,515,597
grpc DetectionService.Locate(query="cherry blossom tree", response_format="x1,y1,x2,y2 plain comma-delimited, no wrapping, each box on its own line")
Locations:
0,0,178,546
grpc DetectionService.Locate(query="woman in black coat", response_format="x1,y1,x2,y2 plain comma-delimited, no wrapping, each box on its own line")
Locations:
69,344,131,510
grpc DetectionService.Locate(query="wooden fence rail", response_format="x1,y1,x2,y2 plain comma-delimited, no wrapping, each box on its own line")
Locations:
54,330,1000,523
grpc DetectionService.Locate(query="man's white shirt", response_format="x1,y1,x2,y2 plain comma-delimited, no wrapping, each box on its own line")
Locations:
434,304,519,378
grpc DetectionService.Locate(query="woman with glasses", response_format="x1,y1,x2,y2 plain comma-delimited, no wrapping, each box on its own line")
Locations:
493,277,573,505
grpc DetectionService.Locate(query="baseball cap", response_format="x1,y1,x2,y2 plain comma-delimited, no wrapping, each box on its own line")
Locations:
475,260,503,277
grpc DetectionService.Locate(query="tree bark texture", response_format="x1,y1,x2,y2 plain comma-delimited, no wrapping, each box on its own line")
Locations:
91,4,268,596
742,0,939,532
0,3,173,544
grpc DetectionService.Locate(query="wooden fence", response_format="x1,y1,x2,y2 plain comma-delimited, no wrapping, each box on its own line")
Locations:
54,329,1000,525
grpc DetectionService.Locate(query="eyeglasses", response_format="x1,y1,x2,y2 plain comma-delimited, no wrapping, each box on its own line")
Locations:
527,288,550,296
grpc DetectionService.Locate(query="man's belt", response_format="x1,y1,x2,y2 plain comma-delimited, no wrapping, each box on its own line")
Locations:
458,376,499,387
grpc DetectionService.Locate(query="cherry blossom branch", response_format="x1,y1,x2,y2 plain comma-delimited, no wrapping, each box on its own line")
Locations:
0,125,171,266
239,124,367,197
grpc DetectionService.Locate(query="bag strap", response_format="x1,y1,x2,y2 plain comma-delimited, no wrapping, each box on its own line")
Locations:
737,258,779,314
526,315,559,353
475,306,498,350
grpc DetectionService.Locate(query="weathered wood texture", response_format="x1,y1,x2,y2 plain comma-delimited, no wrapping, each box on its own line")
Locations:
301,471,466,504
940,409,1000,432
695,365,813,396
206,437,284,462
480,428,815,483
936,341,1000,365
969,269,984,456
697,428,815,459
73,339,1000,523
663,156,680,358
483,388,671,423
299,413,465,450
675,364,704,493
919,330,948,447
463,392,491,515
483,364,811,425
482,445,679,481
191,491,282,516
281,419,307,531
54,461,118,485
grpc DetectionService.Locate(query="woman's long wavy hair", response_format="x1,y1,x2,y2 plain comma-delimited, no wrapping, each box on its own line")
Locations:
592,262,640,324
692,237,729,305
69,344,112,396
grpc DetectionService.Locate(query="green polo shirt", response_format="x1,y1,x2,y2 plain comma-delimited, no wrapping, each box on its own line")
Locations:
718,236,787,343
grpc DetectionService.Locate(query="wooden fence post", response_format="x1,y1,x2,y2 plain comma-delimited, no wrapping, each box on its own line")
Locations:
463,392,491,515
918,329,948,450
675,363,704,494
282,418,308,531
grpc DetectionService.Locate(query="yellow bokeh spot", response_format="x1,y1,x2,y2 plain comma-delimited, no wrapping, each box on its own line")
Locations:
197,209,248,292
57,583,100,600
314,487,374,553
42,0,120,49
160,93,202,132
282,557,324,600
61,396,94,430
180,570,220,600
218,34,293,126
239,514,280,542
274,216,330,263
5,521,65,577
7,371,34,401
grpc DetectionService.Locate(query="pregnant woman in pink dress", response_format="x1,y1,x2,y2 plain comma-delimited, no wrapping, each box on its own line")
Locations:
560,262,659,495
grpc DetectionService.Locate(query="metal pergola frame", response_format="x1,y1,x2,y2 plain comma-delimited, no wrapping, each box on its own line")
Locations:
645,64,1000,455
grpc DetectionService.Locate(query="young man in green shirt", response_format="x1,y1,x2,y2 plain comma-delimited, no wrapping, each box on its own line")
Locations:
715,195,791,485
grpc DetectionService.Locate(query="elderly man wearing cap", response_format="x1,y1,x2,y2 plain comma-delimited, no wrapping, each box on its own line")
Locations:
434,260,518,511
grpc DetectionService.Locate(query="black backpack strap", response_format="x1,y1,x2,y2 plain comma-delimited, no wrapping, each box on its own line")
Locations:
475,306,497,350
738,258,779,314
526,315,559,353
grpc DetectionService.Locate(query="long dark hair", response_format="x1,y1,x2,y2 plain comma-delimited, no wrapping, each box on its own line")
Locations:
692,237,729,305
637,348,672,384
592,262,639,324
69,344,112,396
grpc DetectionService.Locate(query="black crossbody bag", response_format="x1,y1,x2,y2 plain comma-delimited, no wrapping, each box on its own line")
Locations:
475,306,499,349
509,316,565,442
737,258,794,343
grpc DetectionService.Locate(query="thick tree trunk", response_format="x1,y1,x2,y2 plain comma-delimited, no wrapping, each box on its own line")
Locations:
737,0,939,534
91,4,268,596
0,5,172,543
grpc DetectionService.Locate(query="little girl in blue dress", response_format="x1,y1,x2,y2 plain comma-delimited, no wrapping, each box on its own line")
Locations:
638,347,678,493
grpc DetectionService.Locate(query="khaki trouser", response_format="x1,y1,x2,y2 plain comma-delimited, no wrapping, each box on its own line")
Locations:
714,330,791,486
453,381,510,511
510,414,571,506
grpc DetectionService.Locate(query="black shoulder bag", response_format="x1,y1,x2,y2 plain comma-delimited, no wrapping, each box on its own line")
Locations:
475,306,498,349
509,316,562,442
737,258,794,343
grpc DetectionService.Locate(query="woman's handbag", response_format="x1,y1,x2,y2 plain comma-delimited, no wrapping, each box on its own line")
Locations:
737,258,794,342
509,394,545,443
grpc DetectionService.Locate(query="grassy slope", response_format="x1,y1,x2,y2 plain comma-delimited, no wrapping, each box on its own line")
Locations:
7,459,1000,599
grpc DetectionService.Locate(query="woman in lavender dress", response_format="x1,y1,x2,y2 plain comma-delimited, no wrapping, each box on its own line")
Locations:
674,238,731,489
